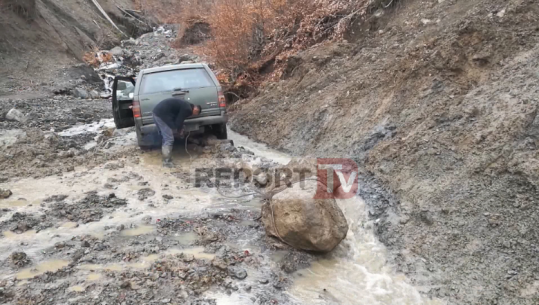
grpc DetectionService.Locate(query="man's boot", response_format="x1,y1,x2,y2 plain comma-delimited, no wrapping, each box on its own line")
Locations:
162,145,174,168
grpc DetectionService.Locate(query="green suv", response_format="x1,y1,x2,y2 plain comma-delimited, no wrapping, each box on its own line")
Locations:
112,63,228,148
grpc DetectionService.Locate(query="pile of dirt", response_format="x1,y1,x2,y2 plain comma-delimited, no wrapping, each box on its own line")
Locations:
230,0,539,304
48,191,127,223
177,17,211,46
0,212,53,234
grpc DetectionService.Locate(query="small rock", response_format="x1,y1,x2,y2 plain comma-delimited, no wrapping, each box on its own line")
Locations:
72,249,85,261
6,108,27,123
202,232,219,243
0,189,12,199
178,54,197,63
89,90,100,99
109,47,125,56
161,299,171,303
211,258,228,271
182,254,195,262
259,279,269,285
10,251,30,267
72,88,89,99
58,150,75,158
228,267,248,280
120,281,131,289
273,281,285,290
81,240,90,247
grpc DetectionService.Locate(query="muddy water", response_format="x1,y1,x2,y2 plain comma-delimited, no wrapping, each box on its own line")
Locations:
226,131,441,304
288,196,442,305
228,129,291,164
1,122,440,304
17,259,70,279
0,152,216,261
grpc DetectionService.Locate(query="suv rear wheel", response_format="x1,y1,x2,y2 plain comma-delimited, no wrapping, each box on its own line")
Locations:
211,123,228,139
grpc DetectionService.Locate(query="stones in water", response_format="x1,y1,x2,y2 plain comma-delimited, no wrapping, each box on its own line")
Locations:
10,251,31,267
0,189,12,199
228,266,248,280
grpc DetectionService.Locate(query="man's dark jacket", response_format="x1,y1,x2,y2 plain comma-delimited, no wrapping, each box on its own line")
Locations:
152,98,193,130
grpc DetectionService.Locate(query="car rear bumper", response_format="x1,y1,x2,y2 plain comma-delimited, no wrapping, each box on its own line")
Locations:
136,113,228,146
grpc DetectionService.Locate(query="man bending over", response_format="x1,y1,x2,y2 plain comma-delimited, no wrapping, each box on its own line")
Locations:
152,98,201,167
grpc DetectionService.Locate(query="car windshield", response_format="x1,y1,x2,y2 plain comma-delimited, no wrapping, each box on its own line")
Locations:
139,68,214,94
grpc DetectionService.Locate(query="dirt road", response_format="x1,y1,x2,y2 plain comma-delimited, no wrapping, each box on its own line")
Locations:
0,19,450,304
0,95,443,304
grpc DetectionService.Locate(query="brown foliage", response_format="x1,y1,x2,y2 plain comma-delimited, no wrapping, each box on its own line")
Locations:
138,0,377,97
83,49,114,68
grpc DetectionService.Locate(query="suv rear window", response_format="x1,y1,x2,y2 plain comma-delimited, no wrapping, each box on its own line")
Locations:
139,68,214,94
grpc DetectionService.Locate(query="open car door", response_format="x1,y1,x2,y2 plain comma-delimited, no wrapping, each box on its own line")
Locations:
112,76,136,129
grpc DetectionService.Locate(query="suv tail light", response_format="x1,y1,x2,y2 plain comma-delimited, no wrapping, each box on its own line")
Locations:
132,99,141,118
218,90,226,107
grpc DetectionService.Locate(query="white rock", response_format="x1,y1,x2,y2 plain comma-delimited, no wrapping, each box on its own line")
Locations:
6,108,27,123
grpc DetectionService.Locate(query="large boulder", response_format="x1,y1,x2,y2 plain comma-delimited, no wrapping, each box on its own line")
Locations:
261,178,348,253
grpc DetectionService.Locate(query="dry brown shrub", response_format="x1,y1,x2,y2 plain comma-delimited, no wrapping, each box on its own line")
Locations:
82,49,114,68
139,0,380,97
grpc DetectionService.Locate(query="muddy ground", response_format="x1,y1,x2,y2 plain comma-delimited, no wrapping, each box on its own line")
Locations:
0,27,303,303
0,110,313,305
0,28,341,303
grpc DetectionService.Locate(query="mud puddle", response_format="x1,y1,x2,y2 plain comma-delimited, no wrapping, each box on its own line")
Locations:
228,128,291,164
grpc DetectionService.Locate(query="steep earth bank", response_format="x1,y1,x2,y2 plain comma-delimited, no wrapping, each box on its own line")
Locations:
230,0,539,304
0,0,152,97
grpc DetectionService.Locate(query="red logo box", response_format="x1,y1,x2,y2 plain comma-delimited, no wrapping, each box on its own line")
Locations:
314,158,358,199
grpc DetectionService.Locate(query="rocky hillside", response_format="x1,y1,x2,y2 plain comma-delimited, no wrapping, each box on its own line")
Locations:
0,0,152,97
230,0,539,304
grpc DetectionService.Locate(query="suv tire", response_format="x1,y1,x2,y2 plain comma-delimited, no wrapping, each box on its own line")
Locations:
212,123,228,140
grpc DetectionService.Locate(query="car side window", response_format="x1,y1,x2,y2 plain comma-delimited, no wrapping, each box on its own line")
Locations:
116,80,134,100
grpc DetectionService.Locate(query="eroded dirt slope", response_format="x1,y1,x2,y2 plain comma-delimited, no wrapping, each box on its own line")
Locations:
230,0,539,304
0,0,151,97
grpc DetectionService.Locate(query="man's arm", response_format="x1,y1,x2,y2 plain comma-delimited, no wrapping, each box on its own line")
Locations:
174,114,186,132
174,106,193,132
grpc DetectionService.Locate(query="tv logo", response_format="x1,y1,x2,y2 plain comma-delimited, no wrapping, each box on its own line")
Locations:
315,158,358,199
